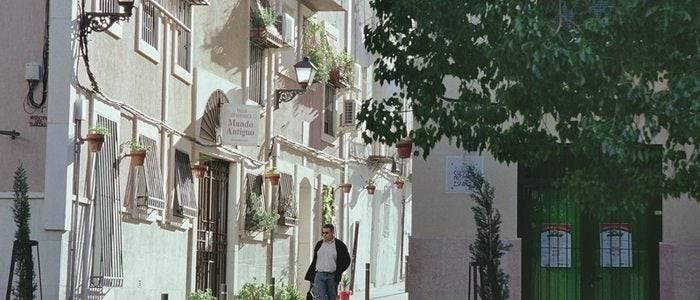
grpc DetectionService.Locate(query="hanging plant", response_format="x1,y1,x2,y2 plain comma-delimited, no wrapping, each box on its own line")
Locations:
303,18,334,82
365,178,376,195
339,183,352,194
265,167,281,185
85,125,109,153
396,139,413,159
329,51,356,88
124,139,149,167
394,176,406,189
251,7,278,28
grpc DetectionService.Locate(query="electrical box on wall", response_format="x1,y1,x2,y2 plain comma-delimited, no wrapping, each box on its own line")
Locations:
25,62,41,81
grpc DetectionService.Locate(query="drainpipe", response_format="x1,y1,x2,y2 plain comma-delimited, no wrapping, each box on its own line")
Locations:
339,0,353,243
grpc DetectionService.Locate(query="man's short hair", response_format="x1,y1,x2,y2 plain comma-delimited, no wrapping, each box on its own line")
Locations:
322,224,335,232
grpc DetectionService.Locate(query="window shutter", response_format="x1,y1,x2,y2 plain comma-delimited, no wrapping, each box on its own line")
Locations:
281,13,295,47
91,115,124,287
342,100,356,129
174,150,197,218
136,135,165,210
277,173,295,218
352,63,362,89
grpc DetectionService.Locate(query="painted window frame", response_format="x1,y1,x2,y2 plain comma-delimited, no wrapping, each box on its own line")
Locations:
135,0,162,63
171,1,193,84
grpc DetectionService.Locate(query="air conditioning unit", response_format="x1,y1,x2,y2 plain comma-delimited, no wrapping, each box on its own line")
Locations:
281,13,295,47
339,100,356,131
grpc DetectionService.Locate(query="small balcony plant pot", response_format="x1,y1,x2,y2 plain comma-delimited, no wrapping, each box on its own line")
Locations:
85,133,105,153
265,173,281,186
395,180,405,189
339,290,352,300
129,150,147,167
365,185,376,195
396,140,413,159
340,183,352,194
191,164,208,178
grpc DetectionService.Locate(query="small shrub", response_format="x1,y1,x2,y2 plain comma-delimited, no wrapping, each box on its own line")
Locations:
189,289,215,300
275,284,302,300
237,281,272,300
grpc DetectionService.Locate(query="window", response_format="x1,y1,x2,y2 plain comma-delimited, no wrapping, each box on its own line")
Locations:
91,115,124,287
323,84,336,137
277,173,296,220
244,174,264,231
174,1,192,71
174,150,197,218
141,1,159,49
249,44,265,105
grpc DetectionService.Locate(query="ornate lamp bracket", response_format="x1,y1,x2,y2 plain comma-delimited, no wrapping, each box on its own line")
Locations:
274,89,306,109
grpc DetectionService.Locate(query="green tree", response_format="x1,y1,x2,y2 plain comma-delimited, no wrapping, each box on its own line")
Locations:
464,166,510,300
11,164,36,299
359,0,700,209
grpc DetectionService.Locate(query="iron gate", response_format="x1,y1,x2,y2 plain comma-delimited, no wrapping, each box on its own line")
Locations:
196,159,229,297
519,161,661,300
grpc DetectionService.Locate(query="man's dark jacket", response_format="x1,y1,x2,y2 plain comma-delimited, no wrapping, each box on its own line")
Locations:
304,238,351,283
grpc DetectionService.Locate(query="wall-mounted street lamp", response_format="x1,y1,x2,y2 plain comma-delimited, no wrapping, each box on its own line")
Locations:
81,0,139,35
274,57,317,109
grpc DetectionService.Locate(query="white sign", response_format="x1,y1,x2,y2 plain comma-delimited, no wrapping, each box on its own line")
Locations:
221,103,259,146
600,223,632,268
540,224,572,268
444,155,483,193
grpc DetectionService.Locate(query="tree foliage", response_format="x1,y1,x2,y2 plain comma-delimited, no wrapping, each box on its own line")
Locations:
465,166,510,300
359,0,700,207
12,164,36,299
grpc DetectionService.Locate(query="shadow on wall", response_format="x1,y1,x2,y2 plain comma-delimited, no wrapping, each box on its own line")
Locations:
201,1,245,73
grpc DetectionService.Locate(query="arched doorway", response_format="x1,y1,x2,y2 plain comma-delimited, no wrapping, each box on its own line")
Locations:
297,178,314,290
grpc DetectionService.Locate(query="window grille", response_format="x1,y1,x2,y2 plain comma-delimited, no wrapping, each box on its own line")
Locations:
324,84,336,136
249,44,265,105
141,1,159,49
98,0,120,13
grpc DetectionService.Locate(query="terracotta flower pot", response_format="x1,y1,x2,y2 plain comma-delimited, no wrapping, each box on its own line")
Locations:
339,290,352,300
129,150,147,167
266,173,281,185
191,164,208,178
366,185,376,195
340,183,352,194
85,133,105,153
396,140,413,159
395,180,405,189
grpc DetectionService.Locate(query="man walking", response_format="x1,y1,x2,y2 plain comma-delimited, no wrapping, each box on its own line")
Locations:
305,224,351,300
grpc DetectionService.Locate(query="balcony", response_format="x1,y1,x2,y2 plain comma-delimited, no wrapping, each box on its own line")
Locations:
300,0,344,11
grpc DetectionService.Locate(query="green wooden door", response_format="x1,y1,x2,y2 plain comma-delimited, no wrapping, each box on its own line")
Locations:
522,189,660,300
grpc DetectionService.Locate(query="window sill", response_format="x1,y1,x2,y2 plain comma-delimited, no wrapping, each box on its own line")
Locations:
173,64,192,84
136,40,160,64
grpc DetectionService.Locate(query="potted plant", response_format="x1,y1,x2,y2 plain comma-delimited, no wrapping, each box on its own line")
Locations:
125,140,148,167
245,193,279,233
396,139,413,159
237,280,272,300
250,7,283,48
365,178,376,195
339,183,352,194
85,125,108,153
265,167,281,185
395,176,406,189
303,18,334,82
329,51,355,89
338,274,352,300
275,284,302,300
191,163,208,178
